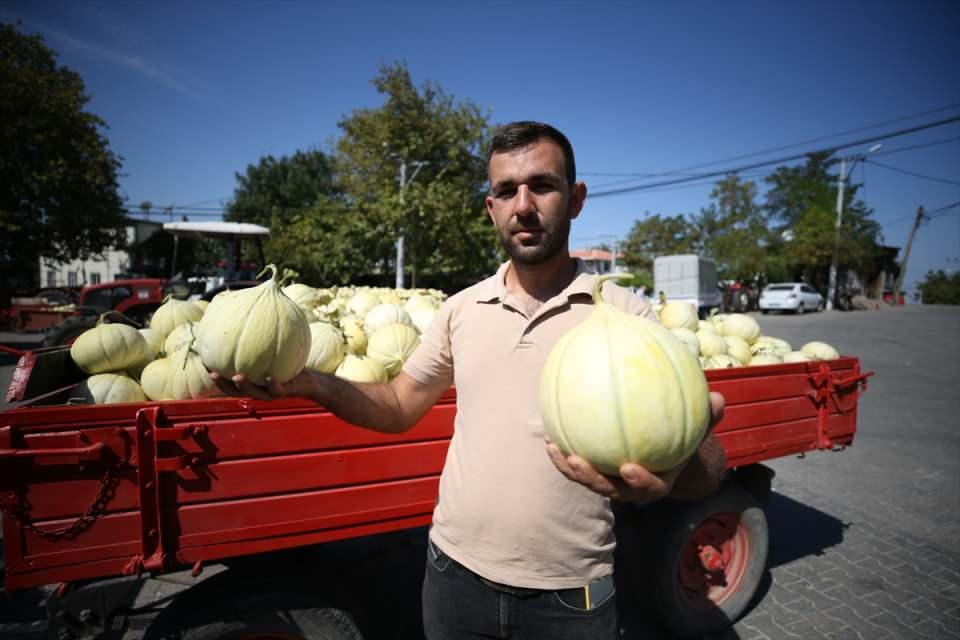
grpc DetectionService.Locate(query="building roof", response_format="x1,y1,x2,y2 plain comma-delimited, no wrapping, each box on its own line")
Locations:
571,248,622,261
162,221,271,239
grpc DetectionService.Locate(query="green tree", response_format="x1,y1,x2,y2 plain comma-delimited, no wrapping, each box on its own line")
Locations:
764,153,883,290
917,269,960,305
0,23,127,293
225,149,337,228
333,61,496,289
692,174,770,281
621,213,696,274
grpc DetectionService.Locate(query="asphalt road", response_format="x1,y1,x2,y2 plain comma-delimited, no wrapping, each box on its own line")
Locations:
1,306,959,639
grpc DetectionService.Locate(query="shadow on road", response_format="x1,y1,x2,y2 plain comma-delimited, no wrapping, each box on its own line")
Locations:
765,490,848,569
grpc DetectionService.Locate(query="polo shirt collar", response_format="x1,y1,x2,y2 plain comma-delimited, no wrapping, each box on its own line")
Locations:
476,258,599,304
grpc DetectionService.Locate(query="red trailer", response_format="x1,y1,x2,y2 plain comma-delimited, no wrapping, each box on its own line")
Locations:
0,347,872,639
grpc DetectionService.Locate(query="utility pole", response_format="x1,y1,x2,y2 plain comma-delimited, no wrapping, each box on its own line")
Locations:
827,157,847,311
394,157,428,289
826,144,882,310
891,206,925,306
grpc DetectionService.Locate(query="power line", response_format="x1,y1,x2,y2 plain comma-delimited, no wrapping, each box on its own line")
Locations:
178,196,233,207
880,200,960,227
927,200,960,219
590,170,769,191
584,103,960,181
865,160,960,186
871,136,960,158
589,115,960,199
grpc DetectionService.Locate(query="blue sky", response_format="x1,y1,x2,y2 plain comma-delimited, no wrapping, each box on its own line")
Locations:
4,1,959,296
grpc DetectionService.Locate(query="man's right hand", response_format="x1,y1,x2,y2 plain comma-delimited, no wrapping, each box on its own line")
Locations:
210,369,319,402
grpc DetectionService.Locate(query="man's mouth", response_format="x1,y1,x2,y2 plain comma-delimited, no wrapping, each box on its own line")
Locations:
513,229,543,243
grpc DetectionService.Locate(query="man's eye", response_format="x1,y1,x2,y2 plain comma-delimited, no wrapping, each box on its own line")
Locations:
495,188,516,199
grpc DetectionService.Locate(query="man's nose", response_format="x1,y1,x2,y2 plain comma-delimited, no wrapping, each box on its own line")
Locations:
512,185,535,215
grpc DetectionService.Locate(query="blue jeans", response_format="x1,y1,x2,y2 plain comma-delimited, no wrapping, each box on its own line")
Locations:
421,537,618,639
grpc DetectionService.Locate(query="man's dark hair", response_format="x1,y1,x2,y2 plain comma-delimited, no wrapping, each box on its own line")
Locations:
487,121,576,186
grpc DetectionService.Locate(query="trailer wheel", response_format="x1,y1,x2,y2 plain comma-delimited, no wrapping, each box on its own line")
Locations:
653,482,768,637
145,592,364,640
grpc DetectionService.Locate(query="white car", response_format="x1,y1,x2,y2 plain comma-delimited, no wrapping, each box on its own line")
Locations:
758,283,824,314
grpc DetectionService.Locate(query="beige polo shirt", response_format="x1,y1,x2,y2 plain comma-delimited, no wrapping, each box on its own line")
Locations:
402,259,655,589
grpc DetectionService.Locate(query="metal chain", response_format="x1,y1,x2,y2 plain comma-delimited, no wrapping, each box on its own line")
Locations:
0,462,123,541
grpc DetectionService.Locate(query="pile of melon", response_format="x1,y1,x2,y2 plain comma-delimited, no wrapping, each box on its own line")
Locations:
655,301,840,370
67,265,446,404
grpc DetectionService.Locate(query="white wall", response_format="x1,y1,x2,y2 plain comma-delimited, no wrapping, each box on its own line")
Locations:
39,227,137,287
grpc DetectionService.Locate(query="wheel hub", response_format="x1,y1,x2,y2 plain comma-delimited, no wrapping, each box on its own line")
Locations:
678,512,751,607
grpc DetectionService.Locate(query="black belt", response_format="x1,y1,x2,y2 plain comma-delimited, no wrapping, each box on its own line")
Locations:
477,574,614,611
429,537,614,610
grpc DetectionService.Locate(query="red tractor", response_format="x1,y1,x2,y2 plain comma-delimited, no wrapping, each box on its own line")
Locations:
37,221,270,346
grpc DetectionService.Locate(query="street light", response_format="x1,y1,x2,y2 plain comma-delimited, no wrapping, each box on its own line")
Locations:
826,144,882,310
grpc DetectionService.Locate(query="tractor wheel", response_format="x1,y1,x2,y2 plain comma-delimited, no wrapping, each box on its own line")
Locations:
652,482,769,637
43,316,97,347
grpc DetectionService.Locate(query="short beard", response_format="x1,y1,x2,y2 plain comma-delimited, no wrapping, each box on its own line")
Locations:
498,216,571,265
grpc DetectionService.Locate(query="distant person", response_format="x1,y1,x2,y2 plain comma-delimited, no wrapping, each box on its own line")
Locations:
214,121,726,639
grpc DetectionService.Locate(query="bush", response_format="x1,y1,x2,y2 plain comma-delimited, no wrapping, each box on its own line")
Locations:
918,270,960,305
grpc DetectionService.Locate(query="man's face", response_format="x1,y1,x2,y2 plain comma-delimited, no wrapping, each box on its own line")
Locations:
485,140,586,266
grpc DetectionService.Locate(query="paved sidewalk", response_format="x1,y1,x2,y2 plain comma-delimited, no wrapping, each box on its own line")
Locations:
730,480,960,640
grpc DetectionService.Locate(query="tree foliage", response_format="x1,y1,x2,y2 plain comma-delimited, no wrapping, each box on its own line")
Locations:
621,214,696,274
333,62,496,288
917,269,960,305
693,174,770,281
764,153,883,290
226,62,497,290
0,23,127,290
225,150,337,229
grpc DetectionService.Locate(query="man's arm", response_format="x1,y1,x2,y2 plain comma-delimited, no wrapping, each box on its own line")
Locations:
668,433,727,500
212,369,450,434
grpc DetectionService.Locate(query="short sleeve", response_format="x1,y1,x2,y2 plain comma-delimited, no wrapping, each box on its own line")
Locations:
402,298,455,387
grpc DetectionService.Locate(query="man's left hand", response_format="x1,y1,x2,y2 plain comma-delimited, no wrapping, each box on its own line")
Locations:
545,391,725,505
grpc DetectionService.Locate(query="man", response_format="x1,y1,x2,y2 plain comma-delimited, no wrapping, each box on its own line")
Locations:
214,121,726,639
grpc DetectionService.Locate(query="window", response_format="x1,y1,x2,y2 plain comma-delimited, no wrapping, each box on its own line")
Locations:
90,272,101,284
47,270,57,287
68,272,78,286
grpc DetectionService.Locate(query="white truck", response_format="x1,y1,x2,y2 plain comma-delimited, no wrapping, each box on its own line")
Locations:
653,254,722,318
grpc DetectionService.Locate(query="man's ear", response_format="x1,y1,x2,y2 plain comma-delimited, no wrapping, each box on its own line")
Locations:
485,194,497,226
569,181,587,220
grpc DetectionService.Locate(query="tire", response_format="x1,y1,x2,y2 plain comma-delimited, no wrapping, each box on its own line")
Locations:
761,309,769,315
145,591,364,640
795,303,804,315
817,299,825,312
651,483,769,638
42,315,97,347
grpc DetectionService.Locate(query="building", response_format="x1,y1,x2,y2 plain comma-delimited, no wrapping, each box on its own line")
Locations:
39,219,164,287
843,245,902,300
570,248,627,274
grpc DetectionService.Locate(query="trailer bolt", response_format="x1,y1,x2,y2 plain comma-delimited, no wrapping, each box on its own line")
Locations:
78,608,93,622
143,430,152,439
148,528,157,538
57,628,75,640
144,481,154,489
